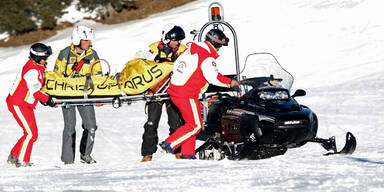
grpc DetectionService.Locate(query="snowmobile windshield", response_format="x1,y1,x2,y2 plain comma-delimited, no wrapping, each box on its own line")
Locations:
240,53,294,90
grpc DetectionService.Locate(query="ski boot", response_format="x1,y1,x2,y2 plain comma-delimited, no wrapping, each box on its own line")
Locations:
174,153,182,159
16,161,33,167
141,155,153,162
159,141,174,154
179,155,197,160
80,154,96,164
7,153,17,165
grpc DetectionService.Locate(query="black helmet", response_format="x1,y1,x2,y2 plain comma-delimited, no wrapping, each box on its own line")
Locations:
162,24,185,43
205,29,229,49
30,43,52,63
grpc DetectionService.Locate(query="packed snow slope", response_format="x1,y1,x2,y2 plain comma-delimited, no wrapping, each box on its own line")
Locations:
1,0,384,191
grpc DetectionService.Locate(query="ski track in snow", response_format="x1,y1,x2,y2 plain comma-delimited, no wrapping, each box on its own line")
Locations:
1,0,384,191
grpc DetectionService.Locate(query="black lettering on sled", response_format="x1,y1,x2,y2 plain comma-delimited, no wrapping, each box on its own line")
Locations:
97,84,108,89
45,79,55,90
150,65,162,79
132,76,144,89
142,70,154,83
78,84,84,91
109,83,119,88
65,83,74,91
56,81,65,90
124,81,134,89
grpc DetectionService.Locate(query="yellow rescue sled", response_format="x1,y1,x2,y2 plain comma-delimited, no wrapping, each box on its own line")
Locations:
41,58,173,108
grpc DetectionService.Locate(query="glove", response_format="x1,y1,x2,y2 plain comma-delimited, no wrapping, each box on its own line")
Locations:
135,50,156,60
269,80,281,87
71,59,89,72
231,79,241,92
45,96,56,107
154,55,169,63
233,85,241,93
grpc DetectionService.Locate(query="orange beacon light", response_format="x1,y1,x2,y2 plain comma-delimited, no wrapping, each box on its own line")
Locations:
211,7,222,21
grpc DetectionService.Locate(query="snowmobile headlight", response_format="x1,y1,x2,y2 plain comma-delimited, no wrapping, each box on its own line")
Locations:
283,120,302,125
258,90,289,100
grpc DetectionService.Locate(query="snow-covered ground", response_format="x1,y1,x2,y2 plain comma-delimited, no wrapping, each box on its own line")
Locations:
1,0,384,191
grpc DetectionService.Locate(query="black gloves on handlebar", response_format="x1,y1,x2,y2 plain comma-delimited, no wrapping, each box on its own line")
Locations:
230,79,241,93
232,85,241,92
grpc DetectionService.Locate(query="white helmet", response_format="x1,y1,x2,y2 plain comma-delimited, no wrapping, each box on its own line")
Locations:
71,25,95,46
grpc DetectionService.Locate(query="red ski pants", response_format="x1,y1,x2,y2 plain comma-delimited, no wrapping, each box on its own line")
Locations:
7,103,38,163
165,97,202,156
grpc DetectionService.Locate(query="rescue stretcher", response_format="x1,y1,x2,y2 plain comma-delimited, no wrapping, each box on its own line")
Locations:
42,58,174,107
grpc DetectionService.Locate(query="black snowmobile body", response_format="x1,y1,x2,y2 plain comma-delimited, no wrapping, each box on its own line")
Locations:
239,86,318,147
201,86,318,160
196,53,356,160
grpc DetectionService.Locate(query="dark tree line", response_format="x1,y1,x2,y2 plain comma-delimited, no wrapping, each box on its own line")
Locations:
0,0,136,35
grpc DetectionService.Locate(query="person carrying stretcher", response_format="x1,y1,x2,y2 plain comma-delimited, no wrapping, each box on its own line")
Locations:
6,43,56,167
54,25,101,165
160,28,240,159
136,24,187,162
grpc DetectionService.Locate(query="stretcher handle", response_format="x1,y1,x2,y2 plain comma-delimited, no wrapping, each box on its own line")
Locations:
89,59,111,86
82,59,111,98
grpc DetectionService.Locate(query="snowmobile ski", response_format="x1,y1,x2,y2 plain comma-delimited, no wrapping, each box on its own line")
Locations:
310,132,356,156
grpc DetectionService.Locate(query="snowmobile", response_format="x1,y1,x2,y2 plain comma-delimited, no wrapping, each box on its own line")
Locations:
192,2,356,160
196,52,357,160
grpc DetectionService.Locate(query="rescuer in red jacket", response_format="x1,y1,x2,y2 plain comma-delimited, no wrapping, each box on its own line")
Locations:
138,24,187,162
160,29,240,159
6,43,56,167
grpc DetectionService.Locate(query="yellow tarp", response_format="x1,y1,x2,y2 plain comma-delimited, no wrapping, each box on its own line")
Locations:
41,59,173,98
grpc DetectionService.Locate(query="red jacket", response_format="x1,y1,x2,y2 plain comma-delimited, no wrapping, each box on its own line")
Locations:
6,59,49,109
168,41,232,98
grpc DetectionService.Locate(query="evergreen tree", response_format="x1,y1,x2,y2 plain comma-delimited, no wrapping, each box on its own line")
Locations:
78,0,137,18
0,0,36,35
0,0,137,36
31,0,72,30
